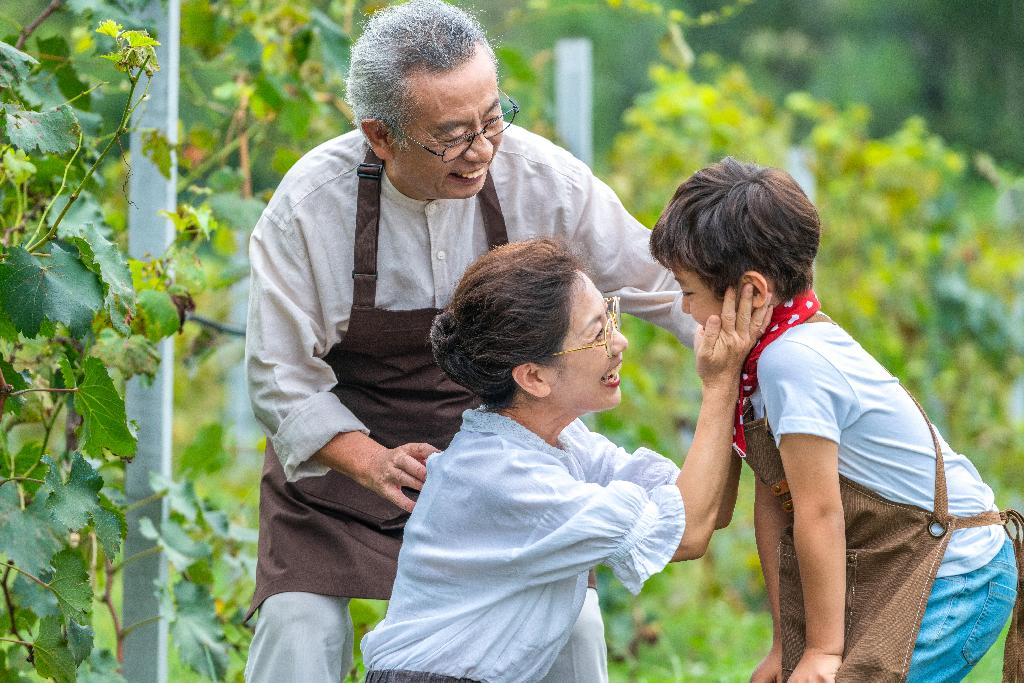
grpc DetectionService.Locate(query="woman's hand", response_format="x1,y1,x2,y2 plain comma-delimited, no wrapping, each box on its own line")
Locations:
788,650,841,683
695,284,772,389
750,642,783,683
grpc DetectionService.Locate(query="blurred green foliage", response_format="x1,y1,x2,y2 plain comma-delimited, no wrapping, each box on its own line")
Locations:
2,0,1021,681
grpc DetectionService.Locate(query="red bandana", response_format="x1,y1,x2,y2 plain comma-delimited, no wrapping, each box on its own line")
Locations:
733,290,821,457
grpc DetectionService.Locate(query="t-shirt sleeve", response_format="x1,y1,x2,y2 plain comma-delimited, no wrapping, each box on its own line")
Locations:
757,338,861,446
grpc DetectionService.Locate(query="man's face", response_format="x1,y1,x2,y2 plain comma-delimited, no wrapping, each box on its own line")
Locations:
380,45,504,201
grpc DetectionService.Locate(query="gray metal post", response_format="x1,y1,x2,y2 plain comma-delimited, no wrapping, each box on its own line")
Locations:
554,38,593,167
123,1,179,681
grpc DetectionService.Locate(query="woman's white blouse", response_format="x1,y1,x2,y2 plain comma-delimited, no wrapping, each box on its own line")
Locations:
361,408,685,682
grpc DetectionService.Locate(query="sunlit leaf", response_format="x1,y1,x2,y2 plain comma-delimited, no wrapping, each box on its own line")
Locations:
0,244,103,339
95,20,123,38
74,357,136,458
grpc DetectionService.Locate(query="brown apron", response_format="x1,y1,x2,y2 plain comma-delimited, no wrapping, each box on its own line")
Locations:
742,332,1023,681
246,150,508,620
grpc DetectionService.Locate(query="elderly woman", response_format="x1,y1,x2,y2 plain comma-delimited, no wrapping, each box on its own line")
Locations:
361,238,769,683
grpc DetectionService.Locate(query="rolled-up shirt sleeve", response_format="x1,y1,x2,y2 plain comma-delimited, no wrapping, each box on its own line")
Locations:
560,420,680,491
563,164,697,348
245,209,369,481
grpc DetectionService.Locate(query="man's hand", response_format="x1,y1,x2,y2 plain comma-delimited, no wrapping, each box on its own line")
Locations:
750,643,782,683
313,432,438,512
788,650,841,683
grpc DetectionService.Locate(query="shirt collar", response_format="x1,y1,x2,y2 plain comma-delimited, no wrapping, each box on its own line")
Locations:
380,164,433,212
460,408,568,460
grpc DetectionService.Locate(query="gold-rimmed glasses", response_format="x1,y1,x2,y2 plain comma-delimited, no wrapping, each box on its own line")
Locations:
553,296,620,359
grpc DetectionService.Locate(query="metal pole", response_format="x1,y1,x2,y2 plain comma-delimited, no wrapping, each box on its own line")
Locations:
554,38,593,167
123,1,179,681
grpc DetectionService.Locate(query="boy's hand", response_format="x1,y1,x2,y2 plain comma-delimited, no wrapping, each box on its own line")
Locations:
750,643,782,683
788,650,841,683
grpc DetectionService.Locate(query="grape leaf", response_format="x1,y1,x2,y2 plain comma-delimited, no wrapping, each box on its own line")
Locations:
12,570,59,619
0,484,62,576
78,649,129,683
93,494,125,558
32,615,75,683
48,548,92,625
44,454,103,531
74,357,136,457
0,358,30,416
2,104,82,155
136,289,180,341
58,222,135,334
169,581,227,680
66,619,94,666
0,40,38,89
0,244,103,338
138,517,210,569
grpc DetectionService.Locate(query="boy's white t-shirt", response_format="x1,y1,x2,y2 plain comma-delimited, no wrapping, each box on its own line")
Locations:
750,322,1004,577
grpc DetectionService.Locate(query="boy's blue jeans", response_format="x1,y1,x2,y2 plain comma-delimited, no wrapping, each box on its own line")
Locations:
906,536,1017,682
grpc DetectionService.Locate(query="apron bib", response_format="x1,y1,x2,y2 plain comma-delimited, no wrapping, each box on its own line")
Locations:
742,326,1022,682
246,150,508,618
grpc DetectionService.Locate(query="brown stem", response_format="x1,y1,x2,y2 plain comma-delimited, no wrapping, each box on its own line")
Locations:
103,559,124,662
0,364,9,417
14,0,64,50
2,564,25,643
8,387,78,397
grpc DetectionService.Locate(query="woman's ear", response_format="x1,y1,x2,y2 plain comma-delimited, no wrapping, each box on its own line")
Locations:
511,362,553,400
739,271,773,308
359,120,397,162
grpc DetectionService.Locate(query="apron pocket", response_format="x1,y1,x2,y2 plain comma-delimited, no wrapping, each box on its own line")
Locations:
961,579,1016,665
294,470,409,531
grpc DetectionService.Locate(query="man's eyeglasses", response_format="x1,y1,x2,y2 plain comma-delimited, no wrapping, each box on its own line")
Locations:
405,92,519,163
553,297,621,359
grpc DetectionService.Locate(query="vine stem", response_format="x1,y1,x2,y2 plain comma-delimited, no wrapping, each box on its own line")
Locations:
119,615,160,640
103,559,123,662
14,0,64,50
2,564,25,643
0,637,34,648
9,387,78,397
25,58,151,253
28,128,85,245
123,490,166,515
0,477,44,488
112,544,162,574
4,564,49,593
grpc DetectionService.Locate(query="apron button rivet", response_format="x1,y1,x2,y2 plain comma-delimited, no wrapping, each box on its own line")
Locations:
928,521,947,538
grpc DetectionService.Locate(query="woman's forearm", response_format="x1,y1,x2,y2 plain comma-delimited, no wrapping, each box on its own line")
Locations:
673,383,740,560
793,506,846,655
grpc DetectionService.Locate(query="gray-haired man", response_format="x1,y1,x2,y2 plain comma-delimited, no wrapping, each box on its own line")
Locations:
243,1,695,680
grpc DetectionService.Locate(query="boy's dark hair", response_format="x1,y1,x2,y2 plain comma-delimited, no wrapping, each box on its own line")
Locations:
649,157,820,301
430,238,589,409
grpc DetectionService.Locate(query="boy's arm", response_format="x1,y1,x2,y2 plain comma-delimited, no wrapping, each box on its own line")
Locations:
751,478,789,682
779,433,845,682
714,455,743,529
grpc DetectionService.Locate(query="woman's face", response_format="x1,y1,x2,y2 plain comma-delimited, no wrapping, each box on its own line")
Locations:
545,275,629,417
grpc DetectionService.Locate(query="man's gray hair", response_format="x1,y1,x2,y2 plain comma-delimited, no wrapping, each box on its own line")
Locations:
345,0,497,136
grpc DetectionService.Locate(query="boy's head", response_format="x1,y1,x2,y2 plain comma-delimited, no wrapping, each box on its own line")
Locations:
650,157,820,324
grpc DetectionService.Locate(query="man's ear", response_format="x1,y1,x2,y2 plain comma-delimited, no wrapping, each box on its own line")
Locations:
360,120,397,162
511,362,553,400
739,271,773,308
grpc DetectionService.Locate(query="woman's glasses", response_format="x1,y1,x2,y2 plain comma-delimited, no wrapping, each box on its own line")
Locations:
553,296,621,359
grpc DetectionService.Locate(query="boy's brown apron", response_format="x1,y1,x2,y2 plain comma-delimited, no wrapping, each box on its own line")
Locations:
743,376,1023,681
245,150,507,619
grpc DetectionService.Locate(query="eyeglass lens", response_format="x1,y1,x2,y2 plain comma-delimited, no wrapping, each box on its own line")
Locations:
440,95,518,162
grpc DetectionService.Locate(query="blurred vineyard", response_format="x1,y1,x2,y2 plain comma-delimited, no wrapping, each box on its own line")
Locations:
1,0,1022,681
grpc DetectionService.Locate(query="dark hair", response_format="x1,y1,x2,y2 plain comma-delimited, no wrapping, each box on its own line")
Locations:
649,157,820,301
430,238,589,409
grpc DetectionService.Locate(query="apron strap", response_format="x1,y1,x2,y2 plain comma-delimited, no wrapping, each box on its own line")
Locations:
354,148,384,309
351,149,510,309
1002,509,1023,683
479,171,509,248
902,389,950,524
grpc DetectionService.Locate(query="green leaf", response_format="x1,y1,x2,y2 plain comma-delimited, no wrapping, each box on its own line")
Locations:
95,20,123,38
123,31,159,48
2,104,82,155
58,355,76,390
12,570,59,619
66,619,93,665
2,147,37,184
92,494,125,557
138,517,210,568
0,484,62,575
136,289,180,341
78,650,129,683
32,615,75,683
0,40,38,89
0,358,30,417
179,423,228,477
312,10,349,78
141,128,173,179
0,244,103,339
149,472,199,523
90,329,160,379
44,454,103,531
48,548,91,625
58,222,135,334
169,581,228,680
36,36,91,109
74,357,136,457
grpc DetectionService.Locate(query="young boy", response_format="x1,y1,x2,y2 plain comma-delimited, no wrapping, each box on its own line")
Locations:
649,157,1021,683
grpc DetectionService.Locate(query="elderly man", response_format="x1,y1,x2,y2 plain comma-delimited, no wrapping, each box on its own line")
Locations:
243,1,696,681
